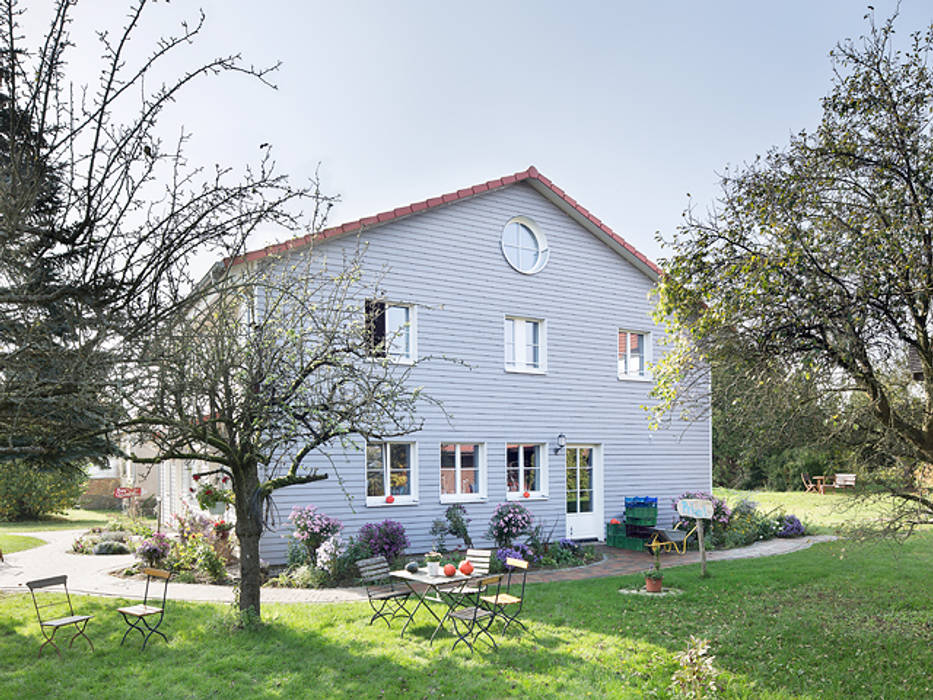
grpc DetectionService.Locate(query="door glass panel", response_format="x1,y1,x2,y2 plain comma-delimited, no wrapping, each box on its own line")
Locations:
566,449,578,513
506,444,519,492
579,489,592,512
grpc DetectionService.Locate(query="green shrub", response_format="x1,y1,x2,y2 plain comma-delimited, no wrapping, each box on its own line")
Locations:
93,540,131,555
107,515,154,537
0,460,87,521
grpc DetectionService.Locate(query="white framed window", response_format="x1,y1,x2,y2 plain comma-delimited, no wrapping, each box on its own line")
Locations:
505,316,546,373
618,330,650,380
440,443,486,503
365,300,415,363
500,216,549,274
506,443,548,500
366,442,418,506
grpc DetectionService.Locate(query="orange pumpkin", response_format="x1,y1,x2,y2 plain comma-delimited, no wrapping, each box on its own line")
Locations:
459,560,474,575
609,518,621,525
443,563,456,576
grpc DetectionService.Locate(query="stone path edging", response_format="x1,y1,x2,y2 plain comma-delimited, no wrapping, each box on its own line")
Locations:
0,530,836,605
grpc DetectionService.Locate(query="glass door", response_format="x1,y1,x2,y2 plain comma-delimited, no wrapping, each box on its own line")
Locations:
565,445,600,539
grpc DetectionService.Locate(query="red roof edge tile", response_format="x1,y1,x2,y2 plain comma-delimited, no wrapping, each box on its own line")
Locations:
225,165,661,277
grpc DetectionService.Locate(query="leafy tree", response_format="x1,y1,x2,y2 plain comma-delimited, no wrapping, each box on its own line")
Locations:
0,0,307,473
654,11,933,533
126,248,432,619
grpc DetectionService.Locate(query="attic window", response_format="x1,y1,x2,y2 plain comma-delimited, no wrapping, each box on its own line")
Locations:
501,216,549,274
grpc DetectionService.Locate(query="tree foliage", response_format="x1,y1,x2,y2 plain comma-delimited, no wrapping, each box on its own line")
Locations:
127,247,433,618
654,11,933,532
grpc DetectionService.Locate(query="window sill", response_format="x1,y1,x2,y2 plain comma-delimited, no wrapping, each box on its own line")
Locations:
440,495,486,505
617,375,652,383
365,498,418,508
504,366,547,375
506,493,548,502
366,356,415,366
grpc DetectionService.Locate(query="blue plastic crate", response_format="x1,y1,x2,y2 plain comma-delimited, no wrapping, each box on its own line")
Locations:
625,496,658,508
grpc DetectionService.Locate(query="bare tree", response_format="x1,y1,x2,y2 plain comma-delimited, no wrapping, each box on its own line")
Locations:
0,0,309,470
126,246,432,619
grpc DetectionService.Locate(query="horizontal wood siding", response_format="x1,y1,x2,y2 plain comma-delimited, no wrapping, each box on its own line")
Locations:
258,183,710,563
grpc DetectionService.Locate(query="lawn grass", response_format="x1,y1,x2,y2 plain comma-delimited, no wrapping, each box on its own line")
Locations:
0,508,118,534
0,533,46,554
713,488,884,535
1,531,930,699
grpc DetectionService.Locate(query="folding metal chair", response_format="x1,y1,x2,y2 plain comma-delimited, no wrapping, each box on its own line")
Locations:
449,574,503,653
26,575,94,658
480,557,528,635
357,555,413,627
117,568,171,650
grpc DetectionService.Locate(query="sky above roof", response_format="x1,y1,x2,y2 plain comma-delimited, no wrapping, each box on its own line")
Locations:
22,1,933,270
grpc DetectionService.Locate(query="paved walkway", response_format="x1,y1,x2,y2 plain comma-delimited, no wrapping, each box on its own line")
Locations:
0,529,836,605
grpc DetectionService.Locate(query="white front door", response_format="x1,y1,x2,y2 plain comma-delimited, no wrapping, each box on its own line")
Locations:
565,445,601,539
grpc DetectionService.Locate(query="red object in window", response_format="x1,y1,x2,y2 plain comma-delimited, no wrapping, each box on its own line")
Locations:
522,491,530,498
609,518,621,525
385,495,395,504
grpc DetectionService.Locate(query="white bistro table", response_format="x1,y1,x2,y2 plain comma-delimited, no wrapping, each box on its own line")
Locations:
389,567,478,640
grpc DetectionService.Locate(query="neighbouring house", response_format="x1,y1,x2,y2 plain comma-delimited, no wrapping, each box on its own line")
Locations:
159,166,711,563
99,436,163,516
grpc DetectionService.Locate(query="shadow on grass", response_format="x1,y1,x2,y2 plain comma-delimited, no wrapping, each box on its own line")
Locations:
2,534,932,699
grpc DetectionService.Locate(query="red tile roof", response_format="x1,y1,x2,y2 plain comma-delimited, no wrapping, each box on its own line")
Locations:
227,166,661,278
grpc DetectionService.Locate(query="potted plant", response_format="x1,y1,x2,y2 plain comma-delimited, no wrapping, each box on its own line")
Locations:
645,546,663,593
425,551,442,576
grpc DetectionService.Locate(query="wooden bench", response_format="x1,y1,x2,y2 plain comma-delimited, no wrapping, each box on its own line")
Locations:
833,473,856,489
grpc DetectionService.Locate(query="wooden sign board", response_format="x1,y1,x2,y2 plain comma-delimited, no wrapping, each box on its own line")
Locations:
677,498,713,520
113,486,143,498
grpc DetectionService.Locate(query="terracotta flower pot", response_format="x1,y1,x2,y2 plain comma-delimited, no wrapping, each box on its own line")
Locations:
645,576,663,593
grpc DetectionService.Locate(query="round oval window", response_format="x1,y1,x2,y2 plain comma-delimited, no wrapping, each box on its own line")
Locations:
500,217,548,274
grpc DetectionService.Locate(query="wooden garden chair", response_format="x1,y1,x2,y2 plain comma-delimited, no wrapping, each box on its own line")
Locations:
448,574,503,653
479,557,528,635
26,575,94,658
801,473,818,493
358,555,413,627
438,548,493,599
117,568,171,650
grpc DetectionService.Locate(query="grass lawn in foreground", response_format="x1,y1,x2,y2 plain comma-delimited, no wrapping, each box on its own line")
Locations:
1,531,930,699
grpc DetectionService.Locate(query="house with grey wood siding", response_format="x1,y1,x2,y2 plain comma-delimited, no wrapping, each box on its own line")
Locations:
161,166,711,564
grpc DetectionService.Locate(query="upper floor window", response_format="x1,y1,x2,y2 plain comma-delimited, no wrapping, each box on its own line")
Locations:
505,316,545,373
366,442,417,506
618,330,649,379
501,216,549,274
440,443,486,502
365,300,415,362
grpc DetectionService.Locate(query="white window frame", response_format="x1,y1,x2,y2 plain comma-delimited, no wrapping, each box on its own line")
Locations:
505,442,548,501
365,441,418,507
500,216,550,275
366,300,417,364
617,329,651,381
504,316,547,374
439,442,487,503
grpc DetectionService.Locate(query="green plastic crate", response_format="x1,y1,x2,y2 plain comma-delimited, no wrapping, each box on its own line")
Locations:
608,535,646,551
624,506,657,526
606,522,625,537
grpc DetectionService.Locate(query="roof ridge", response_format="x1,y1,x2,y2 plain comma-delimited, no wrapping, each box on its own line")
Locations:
228,166,661,276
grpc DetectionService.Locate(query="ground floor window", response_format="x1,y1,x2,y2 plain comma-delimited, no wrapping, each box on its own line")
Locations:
366,442,416,505
506,443,546,499
440,443,485,502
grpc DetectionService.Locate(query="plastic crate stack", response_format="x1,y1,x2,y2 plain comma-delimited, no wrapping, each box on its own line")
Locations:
606,496,658,550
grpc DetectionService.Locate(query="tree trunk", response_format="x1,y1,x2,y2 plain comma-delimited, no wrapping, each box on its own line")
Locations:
233,467,263,619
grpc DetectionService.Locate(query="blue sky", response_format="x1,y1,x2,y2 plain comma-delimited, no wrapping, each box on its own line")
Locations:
26,1,933,265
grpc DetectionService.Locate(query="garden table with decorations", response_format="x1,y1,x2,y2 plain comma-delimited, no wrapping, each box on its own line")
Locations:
389,567,481,641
